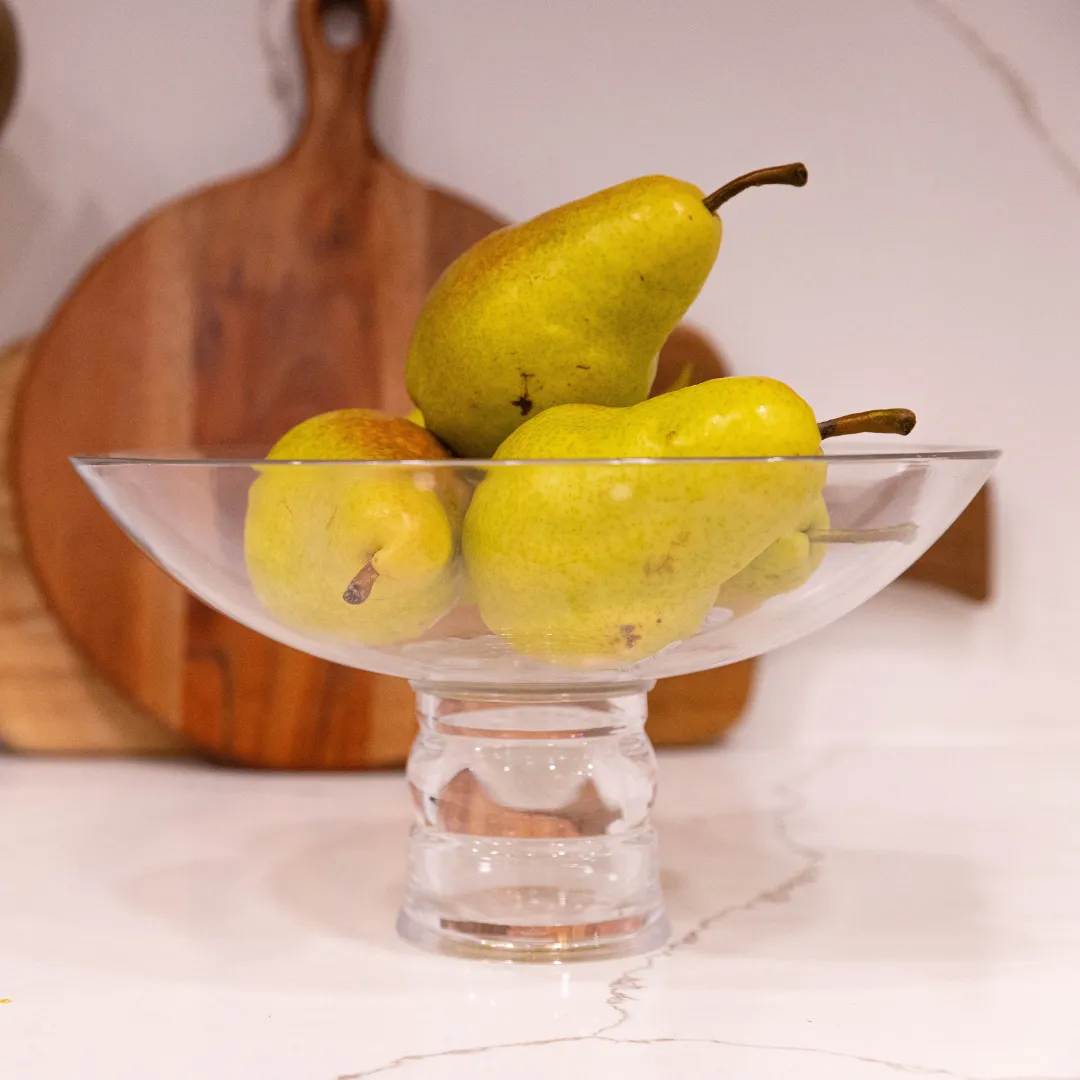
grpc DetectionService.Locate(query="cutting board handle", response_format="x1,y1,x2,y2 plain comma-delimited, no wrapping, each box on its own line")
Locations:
296,0,388,151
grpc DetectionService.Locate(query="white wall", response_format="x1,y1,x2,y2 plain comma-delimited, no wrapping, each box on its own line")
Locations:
3,0,1079,746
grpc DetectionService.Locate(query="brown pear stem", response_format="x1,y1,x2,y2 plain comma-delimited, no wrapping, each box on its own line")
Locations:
343,561,379,605
703,163,808,213
818,408,917,440
808,523,918,545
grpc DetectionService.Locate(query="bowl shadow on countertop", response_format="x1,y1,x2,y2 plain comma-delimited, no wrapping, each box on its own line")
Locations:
267,811,998,981
99,809,999,989
114,816,409,957
266,818,408,947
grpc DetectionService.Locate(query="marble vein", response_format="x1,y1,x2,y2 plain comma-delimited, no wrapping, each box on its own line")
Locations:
338,747,1077,1077
914,0,1080,195
336,1036,590,1079
338,751,846,1078
597,747,841,1034
336,1034,1065,1079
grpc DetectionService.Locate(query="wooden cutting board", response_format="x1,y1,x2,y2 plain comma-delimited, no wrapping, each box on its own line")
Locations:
8,0,757,767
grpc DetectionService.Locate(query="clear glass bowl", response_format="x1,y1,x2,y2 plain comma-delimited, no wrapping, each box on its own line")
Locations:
74,445,998,960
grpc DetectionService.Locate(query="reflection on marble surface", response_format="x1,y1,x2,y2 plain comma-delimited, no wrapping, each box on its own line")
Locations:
1,743,1078,1078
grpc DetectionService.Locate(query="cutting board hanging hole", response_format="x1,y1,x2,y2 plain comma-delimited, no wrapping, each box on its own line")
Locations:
319,0,366,51
297,0,386,141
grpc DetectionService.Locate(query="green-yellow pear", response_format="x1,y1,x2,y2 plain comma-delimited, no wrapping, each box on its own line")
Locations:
407,164,808,458
463,377,825,666
712,404,925,617
463,383,915,667
715,495,830,615
244,410,463,645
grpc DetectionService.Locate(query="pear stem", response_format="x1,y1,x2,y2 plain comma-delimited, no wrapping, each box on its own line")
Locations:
808,523,918,545
343,561,379,605
818,408,917,440
703,163,808,213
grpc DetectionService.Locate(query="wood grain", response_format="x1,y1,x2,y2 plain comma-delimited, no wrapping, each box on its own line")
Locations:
649,664,756,747
904,483,990,600
0,339,187,754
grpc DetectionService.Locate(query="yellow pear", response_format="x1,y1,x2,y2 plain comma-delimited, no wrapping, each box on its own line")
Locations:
464,383,914,667
244,410,462,645
407,164,808,457
463,377,824,666
715,495,830,615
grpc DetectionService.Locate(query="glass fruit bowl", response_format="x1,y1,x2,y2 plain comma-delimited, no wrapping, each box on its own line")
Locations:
74,445,997,960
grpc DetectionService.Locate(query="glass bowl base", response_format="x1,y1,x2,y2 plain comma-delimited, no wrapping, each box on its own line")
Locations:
397,902,670,962
397,685,668,961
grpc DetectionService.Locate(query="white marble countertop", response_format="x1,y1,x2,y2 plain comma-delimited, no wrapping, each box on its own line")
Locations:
2,741,1079,1079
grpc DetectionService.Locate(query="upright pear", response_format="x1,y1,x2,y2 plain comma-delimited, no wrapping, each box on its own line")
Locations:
407,164,808,458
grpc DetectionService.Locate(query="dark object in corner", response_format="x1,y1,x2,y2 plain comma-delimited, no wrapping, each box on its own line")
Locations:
0,1,19,138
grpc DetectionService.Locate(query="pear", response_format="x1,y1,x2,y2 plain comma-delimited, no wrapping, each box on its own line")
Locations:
714,495,830,615
711,407,924,615
463,381,915,667
463,377,826,666
244,410,462,645
407,164,808,458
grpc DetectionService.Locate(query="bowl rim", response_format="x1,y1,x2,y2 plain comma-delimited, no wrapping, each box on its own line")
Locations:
71,446,1002,468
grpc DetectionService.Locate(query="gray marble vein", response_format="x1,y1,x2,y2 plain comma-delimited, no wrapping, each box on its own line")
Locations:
339,750,1026,1079
596,747,841,1034
914,0,1080,195
336,744,1077,1076
336,1033,1065,1079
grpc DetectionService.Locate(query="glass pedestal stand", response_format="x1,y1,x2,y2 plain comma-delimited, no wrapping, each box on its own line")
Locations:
397,684,669,960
